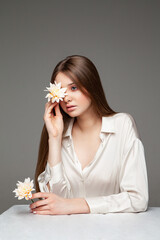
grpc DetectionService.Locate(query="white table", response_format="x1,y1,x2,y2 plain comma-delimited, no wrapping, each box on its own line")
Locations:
0,206,160,240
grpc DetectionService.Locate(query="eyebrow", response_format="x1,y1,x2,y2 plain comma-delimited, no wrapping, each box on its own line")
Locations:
68,83,75,86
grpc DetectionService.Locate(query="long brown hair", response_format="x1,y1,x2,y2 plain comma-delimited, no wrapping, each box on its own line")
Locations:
35,55,119,192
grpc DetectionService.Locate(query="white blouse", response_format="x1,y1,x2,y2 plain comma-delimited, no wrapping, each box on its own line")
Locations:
38,112,149,214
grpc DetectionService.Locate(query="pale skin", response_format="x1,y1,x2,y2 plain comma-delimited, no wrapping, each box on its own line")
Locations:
30,72,102,215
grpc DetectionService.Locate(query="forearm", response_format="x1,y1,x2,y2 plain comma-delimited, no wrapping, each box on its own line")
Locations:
45,137,62,192
85,191,148,214
66,198,90,214
48,137,62,167
38,140,72,197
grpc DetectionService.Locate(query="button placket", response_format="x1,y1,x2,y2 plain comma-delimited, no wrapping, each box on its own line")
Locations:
70,136,83,169
100,133,105,148
81,173,86,197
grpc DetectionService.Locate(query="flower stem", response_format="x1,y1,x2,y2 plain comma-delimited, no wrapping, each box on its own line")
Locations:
31,199,34,203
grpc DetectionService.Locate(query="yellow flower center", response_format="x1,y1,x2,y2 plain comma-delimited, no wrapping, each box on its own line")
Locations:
51,88,60,98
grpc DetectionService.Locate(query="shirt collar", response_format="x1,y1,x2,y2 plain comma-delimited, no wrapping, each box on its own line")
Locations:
101,116,116,133
62,116,116,138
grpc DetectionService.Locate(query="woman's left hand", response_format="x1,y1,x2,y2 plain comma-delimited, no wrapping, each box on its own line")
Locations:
29,192,71,215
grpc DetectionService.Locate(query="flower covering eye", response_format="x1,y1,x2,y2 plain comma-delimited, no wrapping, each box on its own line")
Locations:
44,81,68,103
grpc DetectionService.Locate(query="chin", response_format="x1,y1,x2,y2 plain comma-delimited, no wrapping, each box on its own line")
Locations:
67,112,79,117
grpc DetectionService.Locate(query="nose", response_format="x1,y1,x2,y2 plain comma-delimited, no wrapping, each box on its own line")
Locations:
64,92,72,103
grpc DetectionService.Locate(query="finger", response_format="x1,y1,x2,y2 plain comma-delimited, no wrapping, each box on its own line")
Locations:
31,204,50,212
32,210,51,215
44,102,57,115
30,198,49,209
45,103,58,118
45,101,52,110
30,192,50,200
54,103,62,116
44,102,51,117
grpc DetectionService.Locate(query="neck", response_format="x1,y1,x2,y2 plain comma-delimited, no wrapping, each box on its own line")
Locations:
75,111,102,133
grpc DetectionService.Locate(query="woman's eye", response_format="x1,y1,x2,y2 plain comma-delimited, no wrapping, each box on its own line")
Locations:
71,86,77,91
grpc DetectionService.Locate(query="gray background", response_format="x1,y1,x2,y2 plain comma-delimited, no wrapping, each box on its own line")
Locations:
0,0,159,214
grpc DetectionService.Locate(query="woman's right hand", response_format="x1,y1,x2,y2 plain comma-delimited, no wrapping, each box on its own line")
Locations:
43,102,64,139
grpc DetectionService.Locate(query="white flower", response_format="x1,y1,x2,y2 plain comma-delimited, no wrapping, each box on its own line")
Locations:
44,81,68,103
13,177,35,200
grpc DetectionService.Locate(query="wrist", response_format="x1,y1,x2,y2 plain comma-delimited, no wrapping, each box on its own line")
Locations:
48,135,62,143
48,136,62,167
66,198,90,214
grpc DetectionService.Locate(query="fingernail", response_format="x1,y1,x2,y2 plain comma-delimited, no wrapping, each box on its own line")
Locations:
33,211,36,214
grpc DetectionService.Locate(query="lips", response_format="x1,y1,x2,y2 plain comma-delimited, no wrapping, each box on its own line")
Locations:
66,105,76,109
66,105,77,112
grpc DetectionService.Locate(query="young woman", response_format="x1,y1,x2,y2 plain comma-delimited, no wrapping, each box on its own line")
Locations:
30,55,149,215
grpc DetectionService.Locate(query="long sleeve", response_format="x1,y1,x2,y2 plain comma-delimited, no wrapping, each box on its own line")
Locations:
37,161,72,198
85,114,149,214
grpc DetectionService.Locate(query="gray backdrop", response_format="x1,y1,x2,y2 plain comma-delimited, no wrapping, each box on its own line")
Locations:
0,0,159,214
